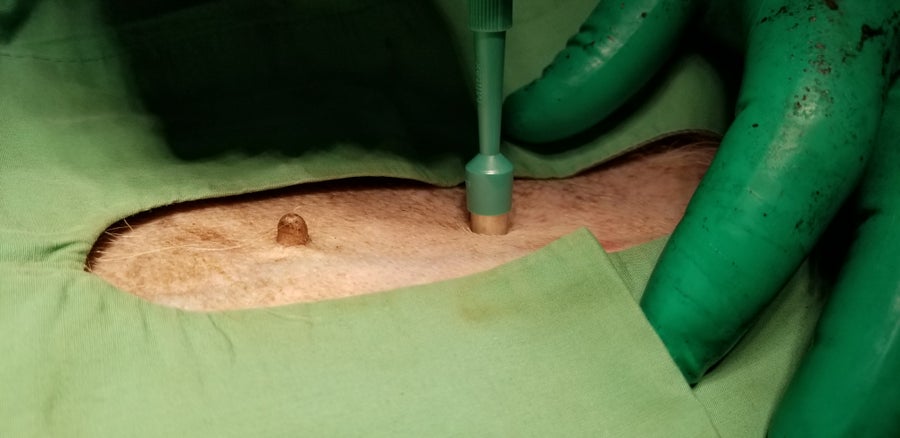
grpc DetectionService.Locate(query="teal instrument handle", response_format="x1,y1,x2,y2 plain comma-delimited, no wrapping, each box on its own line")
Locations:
466,0,514,220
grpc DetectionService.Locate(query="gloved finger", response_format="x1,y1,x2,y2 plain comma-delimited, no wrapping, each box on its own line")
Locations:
502,0,701,143
768,75,900,438
640,0,898,384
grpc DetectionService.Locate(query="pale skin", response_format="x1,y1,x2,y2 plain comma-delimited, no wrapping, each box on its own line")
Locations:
86,136,716,311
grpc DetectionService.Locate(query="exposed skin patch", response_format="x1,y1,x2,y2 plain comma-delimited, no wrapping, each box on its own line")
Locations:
86,136,719,311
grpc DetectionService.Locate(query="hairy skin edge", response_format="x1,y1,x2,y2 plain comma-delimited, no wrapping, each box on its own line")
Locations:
86,136,719,311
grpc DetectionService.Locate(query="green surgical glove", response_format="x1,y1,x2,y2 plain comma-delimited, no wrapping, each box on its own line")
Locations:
504,0,900,435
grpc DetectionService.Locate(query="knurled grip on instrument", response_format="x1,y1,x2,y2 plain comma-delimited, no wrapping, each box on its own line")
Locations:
468,0,512,32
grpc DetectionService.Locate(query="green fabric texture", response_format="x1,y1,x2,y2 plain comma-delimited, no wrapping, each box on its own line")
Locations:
608,241,827,437
3,231,722,437
1,0,823,436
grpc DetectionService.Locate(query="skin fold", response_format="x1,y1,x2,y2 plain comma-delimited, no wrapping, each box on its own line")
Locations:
504,0,899,435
